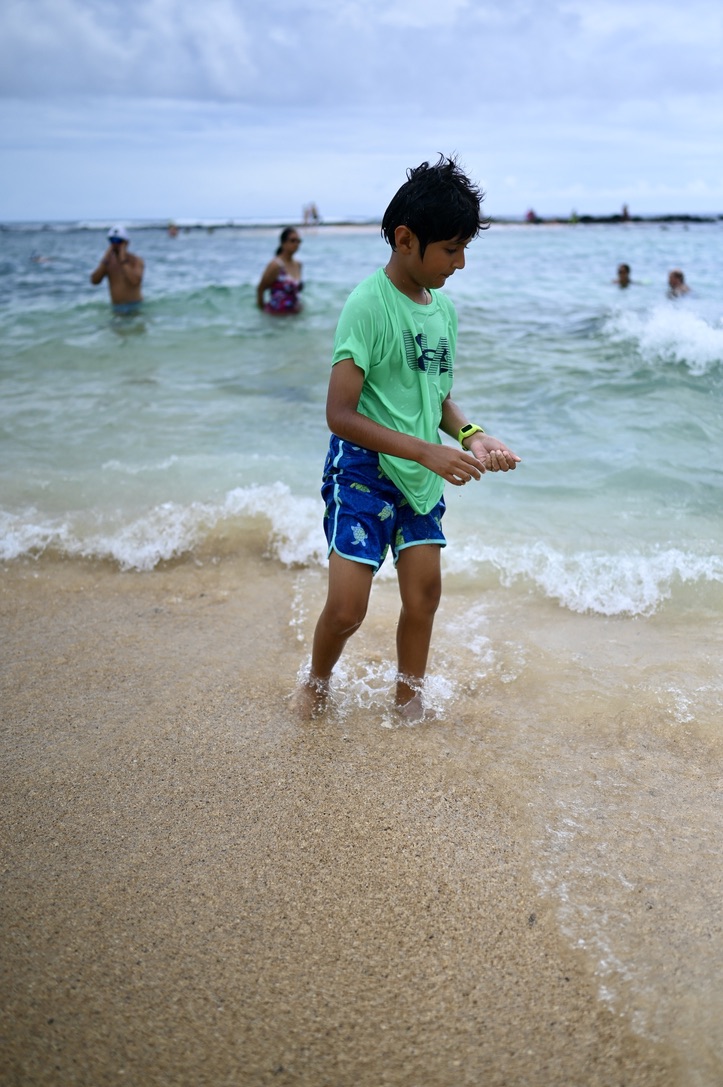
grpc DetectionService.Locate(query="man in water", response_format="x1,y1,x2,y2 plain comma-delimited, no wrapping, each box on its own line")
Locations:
90,225,144,314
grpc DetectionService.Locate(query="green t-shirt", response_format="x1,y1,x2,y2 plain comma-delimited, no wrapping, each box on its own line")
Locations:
332,267,457,514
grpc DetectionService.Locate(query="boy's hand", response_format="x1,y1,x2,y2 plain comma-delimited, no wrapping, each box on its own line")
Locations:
420,445,485,486
465,433,521,472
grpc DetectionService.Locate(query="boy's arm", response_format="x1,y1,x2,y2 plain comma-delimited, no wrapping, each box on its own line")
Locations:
440,395,521,472
327,359,489,486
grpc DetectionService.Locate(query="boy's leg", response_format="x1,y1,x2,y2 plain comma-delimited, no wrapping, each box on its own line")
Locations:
310,551,374,680
295,552,374,718
394,544,442,714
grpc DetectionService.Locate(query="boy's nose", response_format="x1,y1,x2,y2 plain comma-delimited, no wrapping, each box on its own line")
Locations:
454,251,466,270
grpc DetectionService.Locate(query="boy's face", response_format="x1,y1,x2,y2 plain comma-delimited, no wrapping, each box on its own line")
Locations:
413,235,470,289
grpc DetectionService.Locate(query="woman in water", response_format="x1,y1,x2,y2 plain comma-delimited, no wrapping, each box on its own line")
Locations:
256,228,303,314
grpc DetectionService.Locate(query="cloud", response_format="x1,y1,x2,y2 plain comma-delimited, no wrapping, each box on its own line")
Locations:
1,92,721,222
0,0,255,99
1,0,722,220
1,0,721,106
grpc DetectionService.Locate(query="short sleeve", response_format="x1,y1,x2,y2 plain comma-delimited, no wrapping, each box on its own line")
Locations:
332,281,381,375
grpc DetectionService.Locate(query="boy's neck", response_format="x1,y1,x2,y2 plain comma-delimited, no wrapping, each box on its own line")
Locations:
384,259,431,305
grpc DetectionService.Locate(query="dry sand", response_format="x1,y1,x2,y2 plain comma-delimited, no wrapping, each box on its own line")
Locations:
1,555,678,1086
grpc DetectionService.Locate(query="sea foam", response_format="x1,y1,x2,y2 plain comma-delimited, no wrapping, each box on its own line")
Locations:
447,540,723,617
0,483,325,572
605,303,723,375
2,488,721,616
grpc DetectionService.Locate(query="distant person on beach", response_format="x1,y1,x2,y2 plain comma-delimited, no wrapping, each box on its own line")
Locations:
667,269,690,297
256,228,303,314
295,155,520,721
613,263,632,288
90,226,144,314
303,202,320,225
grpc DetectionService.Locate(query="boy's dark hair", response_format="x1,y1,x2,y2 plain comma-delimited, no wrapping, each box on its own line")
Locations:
381,154,489,257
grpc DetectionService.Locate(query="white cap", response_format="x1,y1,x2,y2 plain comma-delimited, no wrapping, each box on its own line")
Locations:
107,224,129,242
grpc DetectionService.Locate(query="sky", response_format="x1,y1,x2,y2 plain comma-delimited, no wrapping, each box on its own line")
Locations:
1,0,722,223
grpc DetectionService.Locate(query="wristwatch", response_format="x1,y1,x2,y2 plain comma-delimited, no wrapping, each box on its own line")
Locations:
458,423,485,445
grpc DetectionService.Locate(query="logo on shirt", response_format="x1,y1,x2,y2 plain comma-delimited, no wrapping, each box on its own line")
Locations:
402,331,451,375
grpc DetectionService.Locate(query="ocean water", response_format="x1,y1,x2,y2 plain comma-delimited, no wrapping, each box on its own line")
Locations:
2,220,721,606
2,218,723,1080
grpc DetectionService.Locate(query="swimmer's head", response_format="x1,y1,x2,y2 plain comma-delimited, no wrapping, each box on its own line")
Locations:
108,224,129,245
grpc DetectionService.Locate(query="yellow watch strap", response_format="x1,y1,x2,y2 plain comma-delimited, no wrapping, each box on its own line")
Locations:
458,423,485,445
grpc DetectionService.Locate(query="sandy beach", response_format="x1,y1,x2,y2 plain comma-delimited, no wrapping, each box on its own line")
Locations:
0,552,686,1087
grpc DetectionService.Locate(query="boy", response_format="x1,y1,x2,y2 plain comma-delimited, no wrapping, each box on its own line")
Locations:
297,156,520,720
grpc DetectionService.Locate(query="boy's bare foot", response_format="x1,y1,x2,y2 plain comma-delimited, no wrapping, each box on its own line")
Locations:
395,674,424,721
291,677,329,721
395,691,425,721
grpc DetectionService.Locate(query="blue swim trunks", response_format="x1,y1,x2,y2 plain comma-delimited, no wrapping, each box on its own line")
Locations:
112,301,142,316
321,435,446,571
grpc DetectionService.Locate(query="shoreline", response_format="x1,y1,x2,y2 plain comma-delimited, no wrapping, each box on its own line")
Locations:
2,212,721,234
1,556,681,1085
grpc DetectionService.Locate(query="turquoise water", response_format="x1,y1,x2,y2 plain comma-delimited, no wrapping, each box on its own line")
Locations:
1,220,721,615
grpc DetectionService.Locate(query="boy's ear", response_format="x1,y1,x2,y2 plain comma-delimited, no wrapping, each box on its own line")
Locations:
393,225,417,254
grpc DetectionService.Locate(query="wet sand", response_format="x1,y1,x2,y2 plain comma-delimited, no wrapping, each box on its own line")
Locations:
1,555,679,1086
